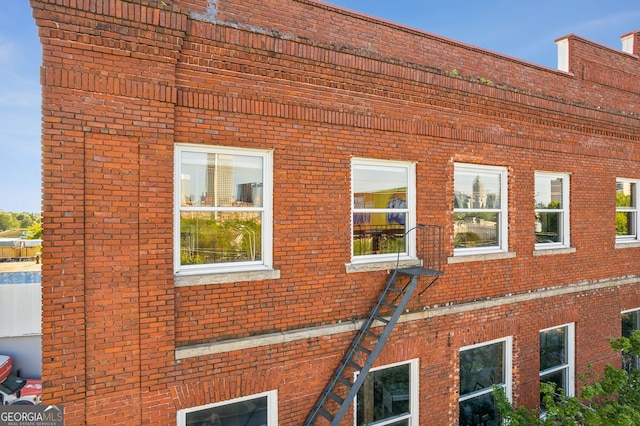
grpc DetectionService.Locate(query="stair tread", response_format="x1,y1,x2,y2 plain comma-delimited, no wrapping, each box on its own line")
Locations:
397,266,444,276
328,391,344,404
318,406,334,421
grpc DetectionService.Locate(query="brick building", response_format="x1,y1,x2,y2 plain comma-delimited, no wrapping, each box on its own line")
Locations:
31,0,640,424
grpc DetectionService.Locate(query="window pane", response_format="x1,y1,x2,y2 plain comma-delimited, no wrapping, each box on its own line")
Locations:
622,311,639,338
540,368,567,408
616,182,635,208
454,170,501,209
622,312,640,372
535,175,563,209
616,211,636,236
353,213,407,256
181,152,263,208
459,392,500,426
185,396,268,426
357,363,410,426
180,211,262,265
354,164,408,201
535,212,562,243
540,328,567,371
460,342,504,396
453,213,498,248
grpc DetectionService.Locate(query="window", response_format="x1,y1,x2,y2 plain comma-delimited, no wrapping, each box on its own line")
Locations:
616,179,639,243
177,390,277,425
535,172,570,249
622,309,640,372
352,159,416,262
355,359,419,426
459,337,512,426
540,324,575,407
454,164,508,254
175,144,272,275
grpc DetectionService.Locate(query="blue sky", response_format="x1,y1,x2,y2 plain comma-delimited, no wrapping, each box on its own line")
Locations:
1,1,638,213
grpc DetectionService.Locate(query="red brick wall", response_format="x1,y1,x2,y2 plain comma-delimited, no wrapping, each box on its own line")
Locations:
32,0,640,424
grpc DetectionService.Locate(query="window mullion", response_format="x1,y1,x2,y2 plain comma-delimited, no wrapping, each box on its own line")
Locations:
540,364,568,376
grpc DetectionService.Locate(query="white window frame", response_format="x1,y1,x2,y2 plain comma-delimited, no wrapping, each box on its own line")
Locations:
174,144,273,276
616,179,639,243
539,323,575,400
453,163,508,256
535,172,570,250
351,158,416,264
622,308,640,371
459,337,513,423
177,390,277,426
353,358,419,426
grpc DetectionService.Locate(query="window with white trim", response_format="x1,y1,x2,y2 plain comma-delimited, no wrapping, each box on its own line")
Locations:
175,144,273,275
355,359,419,426
459,337,512,426
535,172,570,249
177,390,277,425
352,159,416,262
454,164,508,255
540,323,575,408
616,179,639,243
622,309,640,372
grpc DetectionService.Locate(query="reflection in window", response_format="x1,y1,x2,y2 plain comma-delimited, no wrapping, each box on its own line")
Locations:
616,180,638,242
535,173,570,248
356,360,417,426
454,164,507,254
179,391,276,426
175,145,272,273
352,159,414,260
459,338,511,426
622,310,640,372
539,324,574,408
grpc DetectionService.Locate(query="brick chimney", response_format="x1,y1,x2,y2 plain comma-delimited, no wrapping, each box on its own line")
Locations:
555,38,569,72
621,30,640,56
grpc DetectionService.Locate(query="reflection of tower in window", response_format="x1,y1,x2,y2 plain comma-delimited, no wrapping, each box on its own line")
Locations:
550,178,562,205
472,175,484,208
206,154,234,206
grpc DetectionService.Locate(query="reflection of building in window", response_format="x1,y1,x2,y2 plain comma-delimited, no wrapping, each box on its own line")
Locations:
472,175,484,208
453,164,506,252
622,310,640,372
355,360,417,426
205,153,234,206
459,338,511,426
176,145,271,272
550,178,562,204
534,173,569,247
453,217,497,245
237,182,263,205
539,324,574,409
184,394,270,426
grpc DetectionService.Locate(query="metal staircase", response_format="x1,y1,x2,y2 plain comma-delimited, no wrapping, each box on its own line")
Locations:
305,225,444,426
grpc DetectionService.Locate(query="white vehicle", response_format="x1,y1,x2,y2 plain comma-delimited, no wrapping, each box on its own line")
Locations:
0,354,42,405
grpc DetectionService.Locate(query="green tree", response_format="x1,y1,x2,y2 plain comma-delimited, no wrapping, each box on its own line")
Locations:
15,213,34,228
26,221,42,239
495,331,640,425
0,212,20,231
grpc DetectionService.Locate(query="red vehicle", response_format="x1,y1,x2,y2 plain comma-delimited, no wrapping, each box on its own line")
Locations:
0,355,42,405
